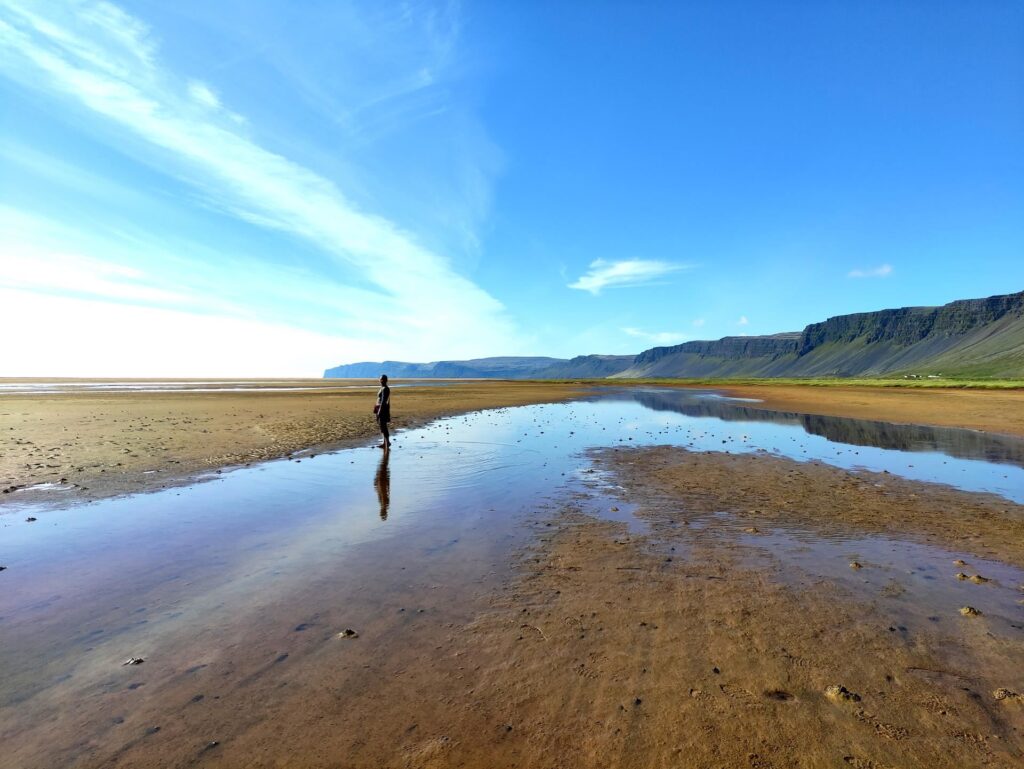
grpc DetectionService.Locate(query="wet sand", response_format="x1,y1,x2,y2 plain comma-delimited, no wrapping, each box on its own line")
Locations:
3,391,1024,767
6,448,1021,768
722,384,1024,439
0,380,583,505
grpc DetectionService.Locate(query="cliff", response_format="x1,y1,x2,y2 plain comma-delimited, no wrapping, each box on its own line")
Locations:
324,290,1024,380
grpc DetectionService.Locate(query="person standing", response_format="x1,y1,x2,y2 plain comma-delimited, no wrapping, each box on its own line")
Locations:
374,374,391,450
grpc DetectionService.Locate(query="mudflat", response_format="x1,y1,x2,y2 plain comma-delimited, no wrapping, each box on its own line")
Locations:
0,380,583,503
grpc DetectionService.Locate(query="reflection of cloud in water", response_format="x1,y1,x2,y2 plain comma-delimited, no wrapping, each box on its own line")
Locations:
614,389,1024,470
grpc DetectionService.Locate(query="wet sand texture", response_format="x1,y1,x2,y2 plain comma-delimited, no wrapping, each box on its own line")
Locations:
4,446,1021,768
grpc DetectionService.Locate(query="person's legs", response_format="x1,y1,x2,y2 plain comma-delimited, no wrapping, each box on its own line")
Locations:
378,418,390,448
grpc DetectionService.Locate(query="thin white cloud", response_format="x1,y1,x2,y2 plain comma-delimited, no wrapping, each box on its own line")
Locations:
737,315,749,326
187,79,220,109
569,259,687,295
692,318,705,327
848,264,893,278
0,0,519,373
622,327,688,346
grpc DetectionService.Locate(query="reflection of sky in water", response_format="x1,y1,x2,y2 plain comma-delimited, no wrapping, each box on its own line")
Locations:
3,388,1024,702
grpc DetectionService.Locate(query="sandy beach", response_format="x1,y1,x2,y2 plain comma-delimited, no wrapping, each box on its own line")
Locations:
3,380,1024,507
0,380,584,505
2,382,1023,768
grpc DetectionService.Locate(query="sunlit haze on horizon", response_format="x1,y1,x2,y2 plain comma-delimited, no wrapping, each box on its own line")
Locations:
1,1,1022,376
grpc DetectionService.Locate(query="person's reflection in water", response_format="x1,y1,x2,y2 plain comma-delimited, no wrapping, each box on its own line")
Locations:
374,450,391,521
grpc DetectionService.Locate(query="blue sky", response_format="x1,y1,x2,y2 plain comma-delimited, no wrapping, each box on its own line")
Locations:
1,0,1022,376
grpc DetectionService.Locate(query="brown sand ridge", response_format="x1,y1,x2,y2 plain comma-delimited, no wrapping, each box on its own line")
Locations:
721,384,1024,439
0,380,583,504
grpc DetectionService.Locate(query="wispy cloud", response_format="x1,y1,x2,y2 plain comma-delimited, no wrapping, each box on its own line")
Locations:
0,0,519,371
737,315,749,326
692,318,705,328
622,327,688,346
569,259,687,295
848,264,893,279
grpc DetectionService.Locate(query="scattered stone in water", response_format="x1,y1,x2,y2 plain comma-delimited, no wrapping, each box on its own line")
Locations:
0,566,6,572
956,572,969,581
122,657,145,666
610,506,619,512
849,561,862,570
959,606,981,617
825,684,861,703
969,575,990,584
954,559,967,566
25,517,37,522
743,527,760,534
338,628,359,639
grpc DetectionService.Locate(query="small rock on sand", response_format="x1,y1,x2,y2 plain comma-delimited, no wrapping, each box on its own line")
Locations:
954,559,967,566
969,575,990,584
825,684,861,703
849,561,862,570
337,629,359,639
956,572,969,580
994,688,1022,702
122,657,145,666
959,606,981,617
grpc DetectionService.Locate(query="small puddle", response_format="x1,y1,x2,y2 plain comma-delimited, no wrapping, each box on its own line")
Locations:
727,519,1024,638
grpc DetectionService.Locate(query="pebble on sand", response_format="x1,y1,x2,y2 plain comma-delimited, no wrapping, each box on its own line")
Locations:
122,657,145,666
969,574,990,584
994,688,1022,702
956,572,969,580
959,606,981,617
824,684,861,703
337,629,359,639
849,561,862,570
